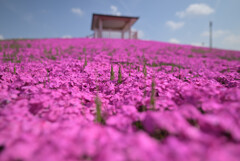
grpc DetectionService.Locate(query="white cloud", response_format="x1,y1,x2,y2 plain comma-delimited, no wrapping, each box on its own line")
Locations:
223,34,240,50
71,8,83,16
23,14,33,22
62,35,72,39
191,42,204,47
166,21,184,30
201,30,230,38
224,35,240,44
0,35,4,40
169,38,180,44
176,12,185,18
110,5,121,16
41,10,47,14
176,3,214,18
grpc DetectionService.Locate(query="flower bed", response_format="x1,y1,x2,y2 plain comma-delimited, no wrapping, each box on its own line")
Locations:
0,38,240,161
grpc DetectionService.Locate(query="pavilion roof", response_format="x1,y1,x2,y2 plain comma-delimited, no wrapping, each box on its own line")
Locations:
91,13,139,30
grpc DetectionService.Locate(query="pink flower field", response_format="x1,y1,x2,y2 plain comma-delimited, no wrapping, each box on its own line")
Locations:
0,38,240,161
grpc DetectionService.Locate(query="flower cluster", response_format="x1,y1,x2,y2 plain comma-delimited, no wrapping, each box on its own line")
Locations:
0,38,240,161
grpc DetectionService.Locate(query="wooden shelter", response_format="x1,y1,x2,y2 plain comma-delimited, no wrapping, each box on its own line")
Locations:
91,13,139,39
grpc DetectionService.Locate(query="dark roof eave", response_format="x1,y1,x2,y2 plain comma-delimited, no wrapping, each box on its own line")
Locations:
91,13,139,30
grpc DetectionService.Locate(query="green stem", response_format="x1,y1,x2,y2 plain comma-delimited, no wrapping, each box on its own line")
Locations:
110,64,114,80
118,65,122,83
143,64,147,77
95,95,104,124
150,79,156,110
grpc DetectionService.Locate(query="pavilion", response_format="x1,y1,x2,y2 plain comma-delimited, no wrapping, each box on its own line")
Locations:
91,13,139,39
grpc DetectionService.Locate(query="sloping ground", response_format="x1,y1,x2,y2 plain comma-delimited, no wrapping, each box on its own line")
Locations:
0,38,240,161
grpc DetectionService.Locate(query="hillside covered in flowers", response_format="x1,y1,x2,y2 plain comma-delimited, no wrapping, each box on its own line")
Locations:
0,38,240,161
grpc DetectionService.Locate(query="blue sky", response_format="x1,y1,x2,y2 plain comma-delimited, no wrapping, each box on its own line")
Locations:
0,0,240,51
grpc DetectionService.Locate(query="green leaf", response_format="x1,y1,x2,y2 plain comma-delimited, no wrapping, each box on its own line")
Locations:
13,66,16,74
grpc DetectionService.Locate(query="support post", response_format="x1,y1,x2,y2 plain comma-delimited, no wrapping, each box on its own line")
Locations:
209,21,212,49
99,19,103,38
121,31,124,39
97,29,100,38
94,29,97,38
128,29,131,39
